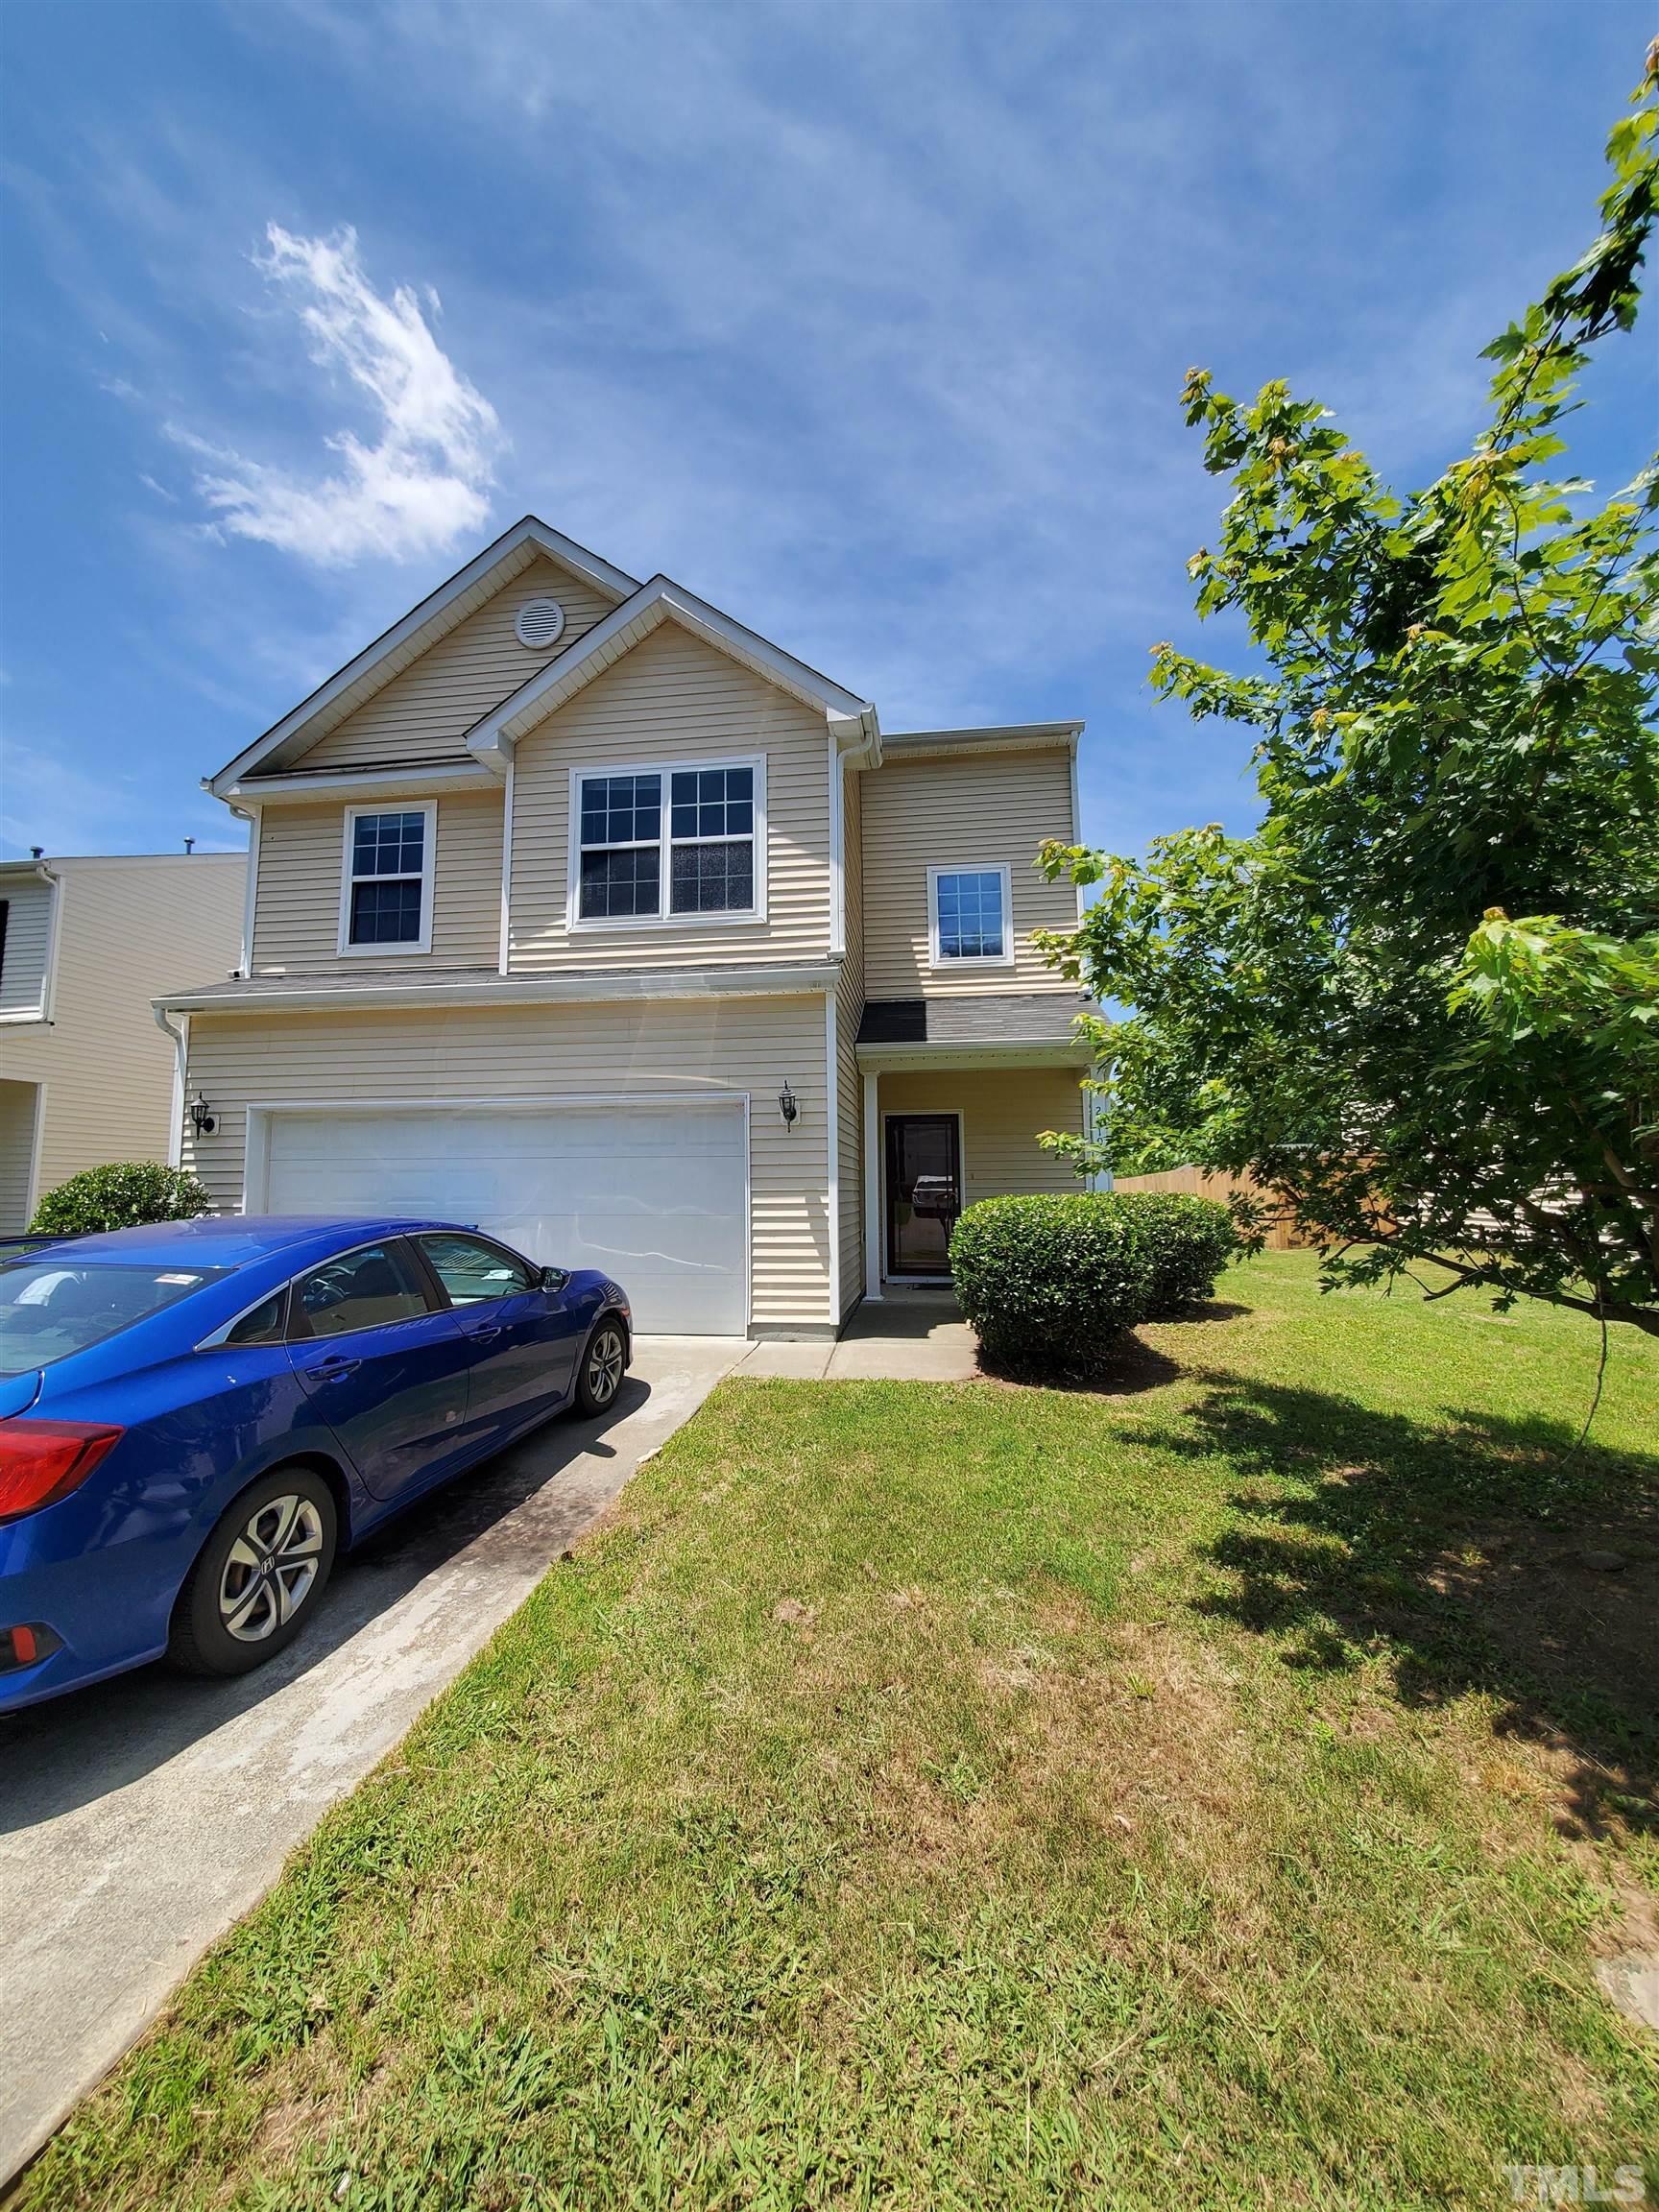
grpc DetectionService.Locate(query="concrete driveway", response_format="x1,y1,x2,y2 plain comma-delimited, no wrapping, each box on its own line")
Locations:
0,1335,744,2185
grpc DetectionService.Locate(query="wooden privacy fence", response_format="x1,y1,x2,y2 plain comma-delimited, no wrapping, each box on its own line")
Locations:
1109,1166,1316,1250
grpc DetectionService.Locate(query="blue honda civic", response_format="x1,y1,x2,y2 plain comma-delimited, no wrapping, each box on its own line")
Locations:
0,1216,632,1712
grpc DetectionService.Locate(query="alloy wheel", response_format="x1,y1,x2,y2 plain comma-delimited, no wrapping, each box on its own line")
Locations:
586,1325,625,1407
217,1493,325,1644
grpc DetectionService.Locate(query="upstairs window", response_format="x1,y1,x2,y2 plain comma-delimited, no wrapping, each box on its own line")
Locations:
578,773,661,920
929,864,1013,966
573,759,762,926
340,805,434,953
669,766,754,914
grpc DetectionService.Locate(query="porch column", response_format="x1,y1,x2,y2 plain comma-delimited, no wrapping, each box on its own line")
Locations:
862,1067,882,1301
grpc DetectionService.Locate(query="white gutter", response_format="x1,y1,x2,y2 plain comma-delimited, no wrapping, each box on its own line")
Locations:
156,958,844,1018
854,1039,1092,1070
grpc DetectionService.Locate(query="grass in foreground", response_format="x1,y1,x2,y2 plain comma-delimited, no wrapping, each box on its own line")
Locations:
22,1255,1659,2210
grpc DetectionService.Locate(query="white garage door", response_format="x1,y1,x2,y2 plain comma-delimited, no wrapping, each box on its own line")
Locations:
260,1102,748,1335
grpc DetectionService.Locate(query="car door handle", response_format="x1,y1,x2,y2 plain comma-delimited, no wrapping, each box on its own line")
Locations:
305,1356,362,1380
463,1322,503,1343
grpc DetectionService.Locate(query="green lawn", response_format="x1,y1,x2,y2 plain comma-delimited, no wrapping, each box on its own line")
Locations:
24,1255,1659,2211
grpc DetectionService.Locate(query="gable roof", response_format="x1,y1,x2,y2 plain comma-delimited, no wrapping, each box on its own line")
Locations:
205,517,638,798
464,574,879,770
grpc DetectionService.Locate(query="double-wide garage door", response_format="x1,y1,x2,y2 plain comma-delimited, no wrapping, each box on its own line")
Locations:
262,1102,747,1335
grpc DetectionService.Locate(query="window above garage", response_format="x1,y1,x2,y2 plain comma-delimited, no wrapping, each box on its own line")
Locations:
338,803,436,955
568,757,766,930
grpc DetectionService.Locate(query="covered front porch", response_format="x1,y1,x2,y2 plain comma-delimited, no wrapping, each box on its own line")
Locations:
854,992,1094,1303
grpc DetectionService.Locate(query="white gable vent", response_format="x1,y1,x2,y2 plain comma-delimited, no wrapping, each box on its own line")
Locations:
514,597,566,650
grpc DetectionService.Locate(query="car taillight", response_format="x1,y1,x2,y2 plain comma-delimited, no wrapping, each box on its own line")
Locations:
0,1421,124,1525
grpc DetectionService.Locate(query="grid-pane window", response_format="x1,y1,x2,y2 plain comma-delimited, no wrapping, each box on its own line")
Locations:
346,810,427,948
935,869,1006,960
672,841,755,913
576,763,758,923
577,774,662,920
669,767,754,914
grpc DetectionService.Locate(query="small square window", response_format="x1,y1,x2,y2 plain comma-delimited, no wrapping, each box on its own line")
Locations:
933,868,1008,961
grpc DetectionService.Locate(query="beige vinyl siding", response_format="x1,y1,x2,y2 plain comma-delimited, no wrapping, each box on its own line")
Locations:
834,759,864,1315
3,856,245,1202
860,747,1078,997
508,622,832,971
0,874,55,1014
182,994,833,1330
0,1081,41,1232
250,790,503,974
878,1068,1084,1206
297,557,617,772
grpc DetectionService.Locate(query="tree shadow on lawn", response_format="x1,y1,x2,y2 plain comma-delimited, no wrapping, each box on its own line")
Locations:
1155,1371,1659,1837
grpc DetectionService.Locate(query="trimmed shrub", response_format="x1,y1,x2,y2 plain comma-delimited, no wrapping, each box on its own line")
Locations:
31,1161,213,1237
950,1193,1155,1380
1110,1191,1240,1315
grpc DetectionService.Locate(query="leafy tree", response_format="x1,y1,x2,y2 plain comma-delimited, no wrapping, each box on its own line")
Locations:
1039,50,1659,1337
31,1161,213,1237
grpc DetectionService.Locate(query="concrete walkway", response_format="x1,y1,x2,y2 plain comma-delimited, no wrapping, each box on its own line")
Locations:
0,1335,745,2186
738,1291,980,1382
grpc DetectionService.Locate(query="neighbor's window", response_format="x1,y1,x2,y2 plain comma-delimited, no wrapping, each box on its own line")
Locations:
931,866,1011,963
342,807,432,950
575,761,759,924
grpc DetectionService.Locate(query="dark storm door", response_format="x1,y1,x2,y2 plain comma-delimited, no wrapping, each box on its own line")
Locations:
885,1115,962,1278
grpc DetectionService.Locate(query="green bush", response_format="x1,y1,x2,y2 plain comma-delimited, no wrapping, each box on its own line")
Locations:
31,1161,213,1237
1109,1190,1240,1315
950,1193,1155,1380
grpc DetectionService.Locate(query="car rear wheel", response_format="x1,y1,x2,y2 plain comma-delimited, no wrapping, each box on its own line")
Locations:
572,1316,627,1416
169,1466,339,1677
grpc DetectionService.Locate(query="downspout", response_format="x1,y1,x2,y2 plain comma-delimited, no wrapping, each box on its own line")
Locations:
153,1001,189,1170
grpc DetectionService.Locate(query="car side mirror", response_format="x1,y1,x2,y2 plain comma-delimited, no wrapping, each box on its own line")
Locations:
540,1265,570,1294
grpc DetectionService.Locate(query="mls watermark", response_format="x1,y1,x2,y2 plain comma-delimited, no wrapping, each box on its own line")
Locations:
1501,2167,1646,2207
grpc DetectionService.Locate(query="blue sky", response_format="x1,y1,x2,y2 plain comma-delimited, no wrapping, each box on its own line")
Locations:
0,1,1650,863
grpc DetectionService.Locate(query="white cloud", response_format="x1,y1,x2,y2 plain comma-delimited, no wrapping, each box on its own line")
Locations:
186,224,500,565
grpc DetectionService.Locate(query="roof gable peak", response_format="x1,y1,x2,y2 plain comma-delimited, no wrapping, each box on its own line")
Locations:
207,517,638,796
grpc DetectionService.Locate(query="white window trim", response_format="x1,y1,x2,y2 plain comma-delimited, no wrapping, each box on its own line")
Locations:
337,801,437,958
927,862,1015,970
565,755,768,933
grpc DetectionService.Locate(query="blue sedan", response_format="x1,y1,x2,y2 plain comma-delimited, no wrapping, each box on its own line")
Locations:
0,1216,632,1711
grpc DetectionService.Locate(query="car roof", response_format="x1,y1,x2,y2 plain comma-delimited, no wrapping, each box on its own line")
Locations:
12,1216,466,1268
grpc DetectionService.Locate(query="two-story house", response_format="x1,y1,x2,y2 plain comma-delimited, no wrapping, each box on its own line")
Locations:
1,851,246,1232
159,518,1093,1336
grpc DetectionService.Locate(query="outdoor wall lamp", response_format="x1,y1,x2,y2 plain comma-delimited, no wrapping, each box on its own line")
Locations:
778,1080,799,1132
188,1092,217,1139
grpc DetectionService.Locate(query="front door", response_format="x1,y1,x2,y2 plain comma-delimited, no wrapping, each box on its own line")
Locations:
885,1115,961,1278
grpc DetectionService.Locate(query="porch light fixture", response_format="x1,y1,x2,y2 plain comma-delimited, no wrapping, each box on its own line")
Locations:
188,1092,217,1139
778,1080,799,1132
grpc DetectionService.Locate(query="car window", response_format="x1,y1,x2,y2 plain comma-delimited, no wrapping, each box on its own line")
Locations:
289,1242,432,1340
222,1289,287,1347
415,1233,537,1306
0,1262,226,1377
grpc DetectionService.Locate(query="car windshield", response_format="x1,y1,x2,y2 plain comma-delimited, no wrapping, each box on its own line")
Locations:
0,1261,227,1377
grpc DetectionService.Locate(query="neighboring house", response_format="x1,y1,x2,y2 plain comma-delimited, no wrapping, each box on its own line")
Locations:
0,853,246,1232
159,517,1094,1336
